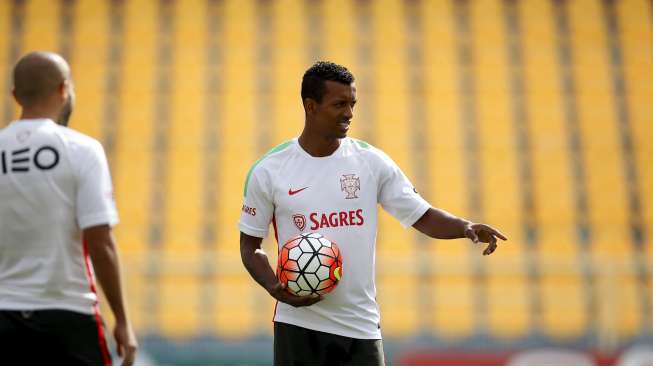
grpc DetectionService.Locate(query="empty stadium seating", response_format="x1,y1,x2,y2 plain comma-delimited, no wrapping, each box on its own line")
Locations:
0,0,651,347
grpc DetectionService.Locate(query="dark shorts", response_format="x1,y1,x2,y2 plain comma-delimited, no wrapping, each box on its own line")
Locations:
0,309,111,366
274,321,385,366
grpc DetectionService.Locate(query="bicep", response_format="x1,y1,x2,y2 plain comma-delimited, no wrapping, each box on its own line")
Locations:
83,224,114,251
240,232,264,253
411,208,434,236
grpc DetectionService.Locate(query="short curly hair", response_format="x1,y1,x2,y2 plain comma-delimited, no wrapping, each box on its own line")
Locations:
301,61,355,103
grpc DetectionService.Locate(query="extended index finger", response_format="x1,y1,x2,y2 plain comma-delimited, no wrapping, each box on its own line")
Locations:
486,225,507,241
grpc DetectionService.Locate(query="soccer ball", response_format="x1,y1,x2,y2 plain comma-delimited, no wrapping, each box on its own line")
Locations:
277,232,343,297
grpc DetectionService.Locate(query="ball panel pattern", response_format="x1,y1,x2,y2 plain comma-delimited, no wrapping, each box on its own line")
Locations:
277,233,343,296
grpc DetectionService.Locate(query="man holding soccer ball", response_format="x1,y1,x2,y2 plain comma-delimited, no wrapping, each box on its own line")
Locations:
239,61,507,366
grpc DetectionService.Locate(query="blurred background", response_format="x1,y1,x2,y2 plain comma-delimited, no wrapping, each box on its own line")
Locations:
1,0,652,365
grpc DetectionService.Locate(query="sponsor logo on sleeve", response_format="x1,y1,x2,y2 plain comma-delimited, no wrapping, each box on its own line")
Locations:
241,204,257,216
402,186,419,195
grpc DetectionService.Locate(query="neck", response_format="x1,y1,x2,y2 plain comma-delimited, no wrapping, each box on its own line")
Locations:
298,129,341,157
20,108,58,123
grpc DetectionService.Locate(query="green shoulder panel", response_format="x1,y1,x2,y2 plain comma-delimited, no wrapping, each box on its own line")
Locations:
243,140,293,197
354,138,371,149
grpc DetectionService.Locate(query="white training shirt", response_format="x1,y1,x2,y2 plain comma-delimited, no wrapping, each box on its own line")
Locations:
0,119,118,315
239,137,430,339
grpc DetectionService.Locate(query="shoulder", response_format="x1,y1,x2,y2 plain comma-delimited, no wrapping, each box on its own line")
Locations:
243,139,296,196
347,138,394,166
0,124,9,138
249,139,296,172
52,127,108,173
56,126,104,154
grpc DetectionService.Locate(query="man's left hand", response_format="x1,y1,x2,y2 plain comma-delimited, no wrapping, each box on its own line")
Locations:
464,223,508,255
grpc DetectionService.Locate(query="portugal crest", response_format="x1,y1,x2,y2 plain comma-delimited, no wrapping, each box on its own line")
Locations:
292,214,306,231
340,174,360,199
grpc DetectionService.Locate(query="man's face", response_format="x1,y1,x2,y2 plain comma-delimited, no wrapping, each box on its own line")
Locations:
309,80,357,139
57,80,75,127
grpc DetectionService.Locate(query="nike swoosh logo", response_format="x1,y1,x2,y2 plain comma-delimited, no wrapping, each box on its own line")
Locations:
288,187,309,196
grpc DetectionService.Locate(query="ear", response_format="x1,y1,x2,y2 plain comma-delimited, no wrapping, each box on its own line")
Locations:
58,80,69,99
303,98,317,114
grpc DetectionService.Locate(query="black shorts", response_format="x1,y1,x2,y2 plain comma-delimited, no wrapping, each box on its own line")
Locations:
0,309,112,366
274,321,385,366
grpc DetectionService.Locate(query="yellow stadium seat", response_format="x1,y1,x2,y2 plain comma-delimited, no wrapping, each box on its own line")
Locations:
520,0,586,339
70,0,109,139
22,0,58,53
159,272,201,338
114,0,157,263
618,0,653,271
271,0,308,143
568,4,636,338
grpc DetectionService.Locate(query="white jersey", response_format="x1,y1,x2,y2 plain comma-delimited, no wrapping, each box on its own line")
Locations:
239,137,430,339
0,119,118,315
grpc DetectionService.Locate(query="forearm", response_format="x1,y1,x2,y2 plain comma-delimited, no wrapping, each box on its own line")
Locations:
88,240,129,324
240,246,279,294
413,207,472,239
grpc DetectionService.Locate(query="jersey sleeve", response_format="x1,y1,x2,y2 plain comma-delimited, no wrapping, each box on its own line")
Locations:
239,165,274,238
376,151,430,228
76,140,119,229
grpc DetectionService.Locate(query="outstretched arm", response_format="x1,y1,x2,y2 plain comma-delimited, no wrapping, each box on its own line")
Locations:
84,224,138,366
412,208,508,255
240,232,321,307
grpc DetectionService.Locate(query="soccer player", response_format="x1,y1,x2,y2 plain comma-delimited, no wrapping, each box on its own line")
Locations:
0,52,137,365
239,61,507,365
